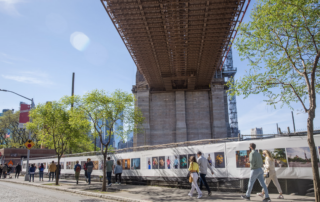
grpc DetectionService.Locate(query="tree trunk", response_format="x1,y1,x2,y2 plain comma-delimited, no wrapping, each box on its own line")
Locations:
307,110,320,201
101,153,107,191
56,158,60,185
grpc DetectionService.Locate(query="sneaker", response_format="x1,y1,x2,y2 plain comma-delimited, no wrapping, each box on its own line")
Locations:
188,193,193,197
108,183,112,186
208,192,212,196
241,195,250,200
257,193,264,198
263,197,271,202
197,194,203,199
277,195,284,199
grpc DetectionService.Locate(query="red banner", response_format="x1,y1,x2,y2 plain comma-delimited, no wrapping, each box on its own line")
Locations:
19,103,31,128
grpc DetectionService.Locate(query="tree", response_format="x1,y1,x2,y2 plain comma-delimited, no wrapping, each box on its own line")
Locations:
0,111,39,148
228,0,320,199
27,101,91,185
64,89,144,191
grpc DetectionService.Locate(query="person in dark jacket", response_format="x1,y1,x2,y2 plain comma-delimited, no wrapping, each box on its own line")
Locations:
86,158,94,185
39,163,45,181
2,164,8,179
15,163,21,178
29,164,36,182
0,164,3,179
84,162,88,182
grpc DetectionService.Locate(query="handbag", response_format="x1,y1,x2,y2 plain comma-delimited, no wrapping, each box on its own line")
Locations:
264,172,269,178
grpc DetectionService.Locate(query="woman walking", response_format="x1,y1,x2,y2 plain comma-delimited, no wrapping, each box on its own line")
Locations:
39,163,45,181
188,156,202,199
257,150,284,199
114,160,123,185
29,164,36,182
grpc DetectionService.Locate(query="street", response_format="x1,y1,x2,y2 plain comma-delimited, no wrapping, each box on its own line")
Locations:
0,181,113,202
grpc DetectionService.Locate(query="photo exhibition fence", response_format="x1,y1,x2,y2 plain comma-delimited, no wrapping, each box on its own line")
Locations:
22,135,320,180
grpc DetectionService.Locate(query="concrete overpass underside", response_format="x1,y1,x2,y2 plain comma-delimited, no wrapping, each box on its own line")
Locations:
101,0,247,146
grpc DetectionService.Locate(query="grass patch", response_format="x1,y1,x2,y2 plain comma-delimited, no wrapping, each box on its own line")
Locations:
43,183,61,186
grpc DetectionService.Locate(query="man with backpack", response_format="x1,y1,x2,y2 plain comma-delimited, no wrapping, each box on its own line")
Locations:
86,158,94,185
74,161,81,184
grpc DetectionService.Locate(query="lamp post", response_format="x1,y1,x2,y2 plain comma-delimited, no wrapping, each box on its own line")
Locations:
0,89,34,181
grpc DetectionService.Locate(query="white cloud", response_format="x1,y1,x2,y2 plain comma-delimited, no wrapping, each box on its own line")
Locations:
1,74,54,85
0,0,23,16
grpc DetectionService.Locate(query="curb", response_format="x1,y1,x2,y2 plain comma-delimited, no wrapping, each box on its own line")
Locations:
1,179,150,202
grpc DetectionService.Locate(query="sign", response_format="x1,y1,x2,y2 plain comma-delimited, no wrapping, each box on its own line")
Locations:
19,103,31,128
24,140,35,150
8,160,13,166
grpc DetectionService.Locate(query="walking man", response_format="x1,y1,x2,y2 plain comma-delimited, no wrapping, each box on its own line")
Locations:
48,161,56,182
15,163,21,178
86,158,93,185
241,143,271,202
197,151,214,196
2,163,8,179
106,157,114,186
74,161,81,184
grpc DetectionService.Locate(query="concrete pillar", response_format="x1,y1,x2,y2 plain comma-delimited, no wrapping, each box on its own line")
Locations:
175,91,187,142
134,88,151,147
211,84,228,138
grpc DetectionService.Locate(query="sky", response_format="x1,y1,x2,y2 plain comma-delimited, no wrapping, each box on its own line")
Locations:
0,0,319,143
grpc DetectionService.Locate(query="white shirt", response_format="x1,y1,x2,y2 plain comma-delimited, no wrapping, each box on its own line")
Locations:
264,157,275,172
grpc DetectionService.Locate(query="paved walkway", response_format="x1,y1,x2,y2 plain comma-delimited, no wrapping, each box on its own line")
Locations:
0,176,314,202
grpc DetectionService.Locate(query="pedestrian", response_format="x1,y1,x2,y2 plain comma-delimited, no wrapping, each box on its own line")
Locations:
197,151,214,196
7,166,12,178
114,159,122,185
2,163,8,179
0,164,3,179
188,156,202,199
241,143,271,202
257,150,284,199
106,157,114,186
15,163,21,179
39,163,45,181
29,164,36,182
86,158,93,185
56,163,61,179
74,161,81,184
48,161,56,182
84,161,88,183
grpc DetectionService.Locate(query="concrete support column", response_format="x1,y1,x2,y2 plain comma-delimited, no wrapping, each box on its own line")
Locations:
211,84,228,138
175,91,187,142
134,89,151,147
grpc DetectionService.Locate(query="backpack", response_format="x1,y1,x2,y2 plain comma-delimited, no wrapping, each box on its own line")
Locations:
75,165,81,172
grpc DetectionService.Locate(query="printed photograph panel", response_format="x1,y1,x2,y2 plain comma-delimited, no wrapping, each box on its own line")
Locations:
131,158,140,170
259,148,288,167
158,156,165,169
152,157,159,169
287,147,313,167
236,150,251,168
214,152,225,168
205,153,214,168
165,156,174,169
179,155,188,169
146,157,152,169
121,159,131,170
173,155,179,169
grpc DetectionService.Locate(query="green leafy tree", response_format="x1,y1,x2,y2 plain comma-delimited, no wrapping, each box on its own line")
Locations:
228,0,320,199
27,101,91,185
64,89,144,191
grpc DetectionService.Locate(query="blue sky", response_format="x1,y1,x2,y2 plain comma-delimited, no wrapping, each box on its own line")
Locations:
0,0,319,141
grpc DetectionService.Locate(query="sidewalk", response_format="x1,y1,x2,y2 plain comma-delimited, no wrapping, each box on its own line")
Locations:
0,176,314,202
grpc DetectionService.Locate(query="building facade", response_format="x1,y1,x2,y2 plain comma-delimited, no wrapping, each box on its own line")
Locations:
251,127,263,139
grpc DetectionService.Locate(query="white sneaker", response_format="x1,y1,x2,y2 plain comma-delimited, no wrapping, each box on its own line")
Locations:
277,195,284,199
188,193,193,197
257,193,264,198
197,194,203,199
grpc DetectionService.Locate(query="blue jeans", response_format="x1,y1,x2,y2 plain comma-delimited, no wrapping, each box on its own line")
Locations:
39,171,43,180
199,173,210,193
107,172,112,184
246,168,269,198
29,174,34,182
87,172,92,184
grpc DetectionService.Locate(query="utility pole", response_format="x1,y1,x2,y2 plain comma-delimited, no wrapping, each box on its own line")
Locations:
291,111,296,133
276,123,279,134
70,72,75,154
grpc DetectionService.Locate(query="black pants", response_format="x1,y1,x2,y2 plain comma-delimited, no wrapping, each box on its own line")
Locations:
15,171,20,178
115,173,122,183
199,173,211,193
3,171,6,178
0,171,2,178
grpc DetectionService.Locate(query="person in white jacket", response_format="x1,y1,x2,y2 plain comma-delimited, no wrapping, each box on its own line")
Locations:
257,150,284,199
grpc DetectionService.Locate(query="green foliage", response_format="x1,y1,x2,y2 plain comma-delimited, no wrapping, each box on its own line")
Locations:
0,111,39,148
27,101,91,157
228,0,320,112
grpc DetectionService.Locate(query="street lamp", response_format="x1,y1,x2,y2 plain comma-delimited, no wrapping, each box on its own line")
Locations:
0,89,35,181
